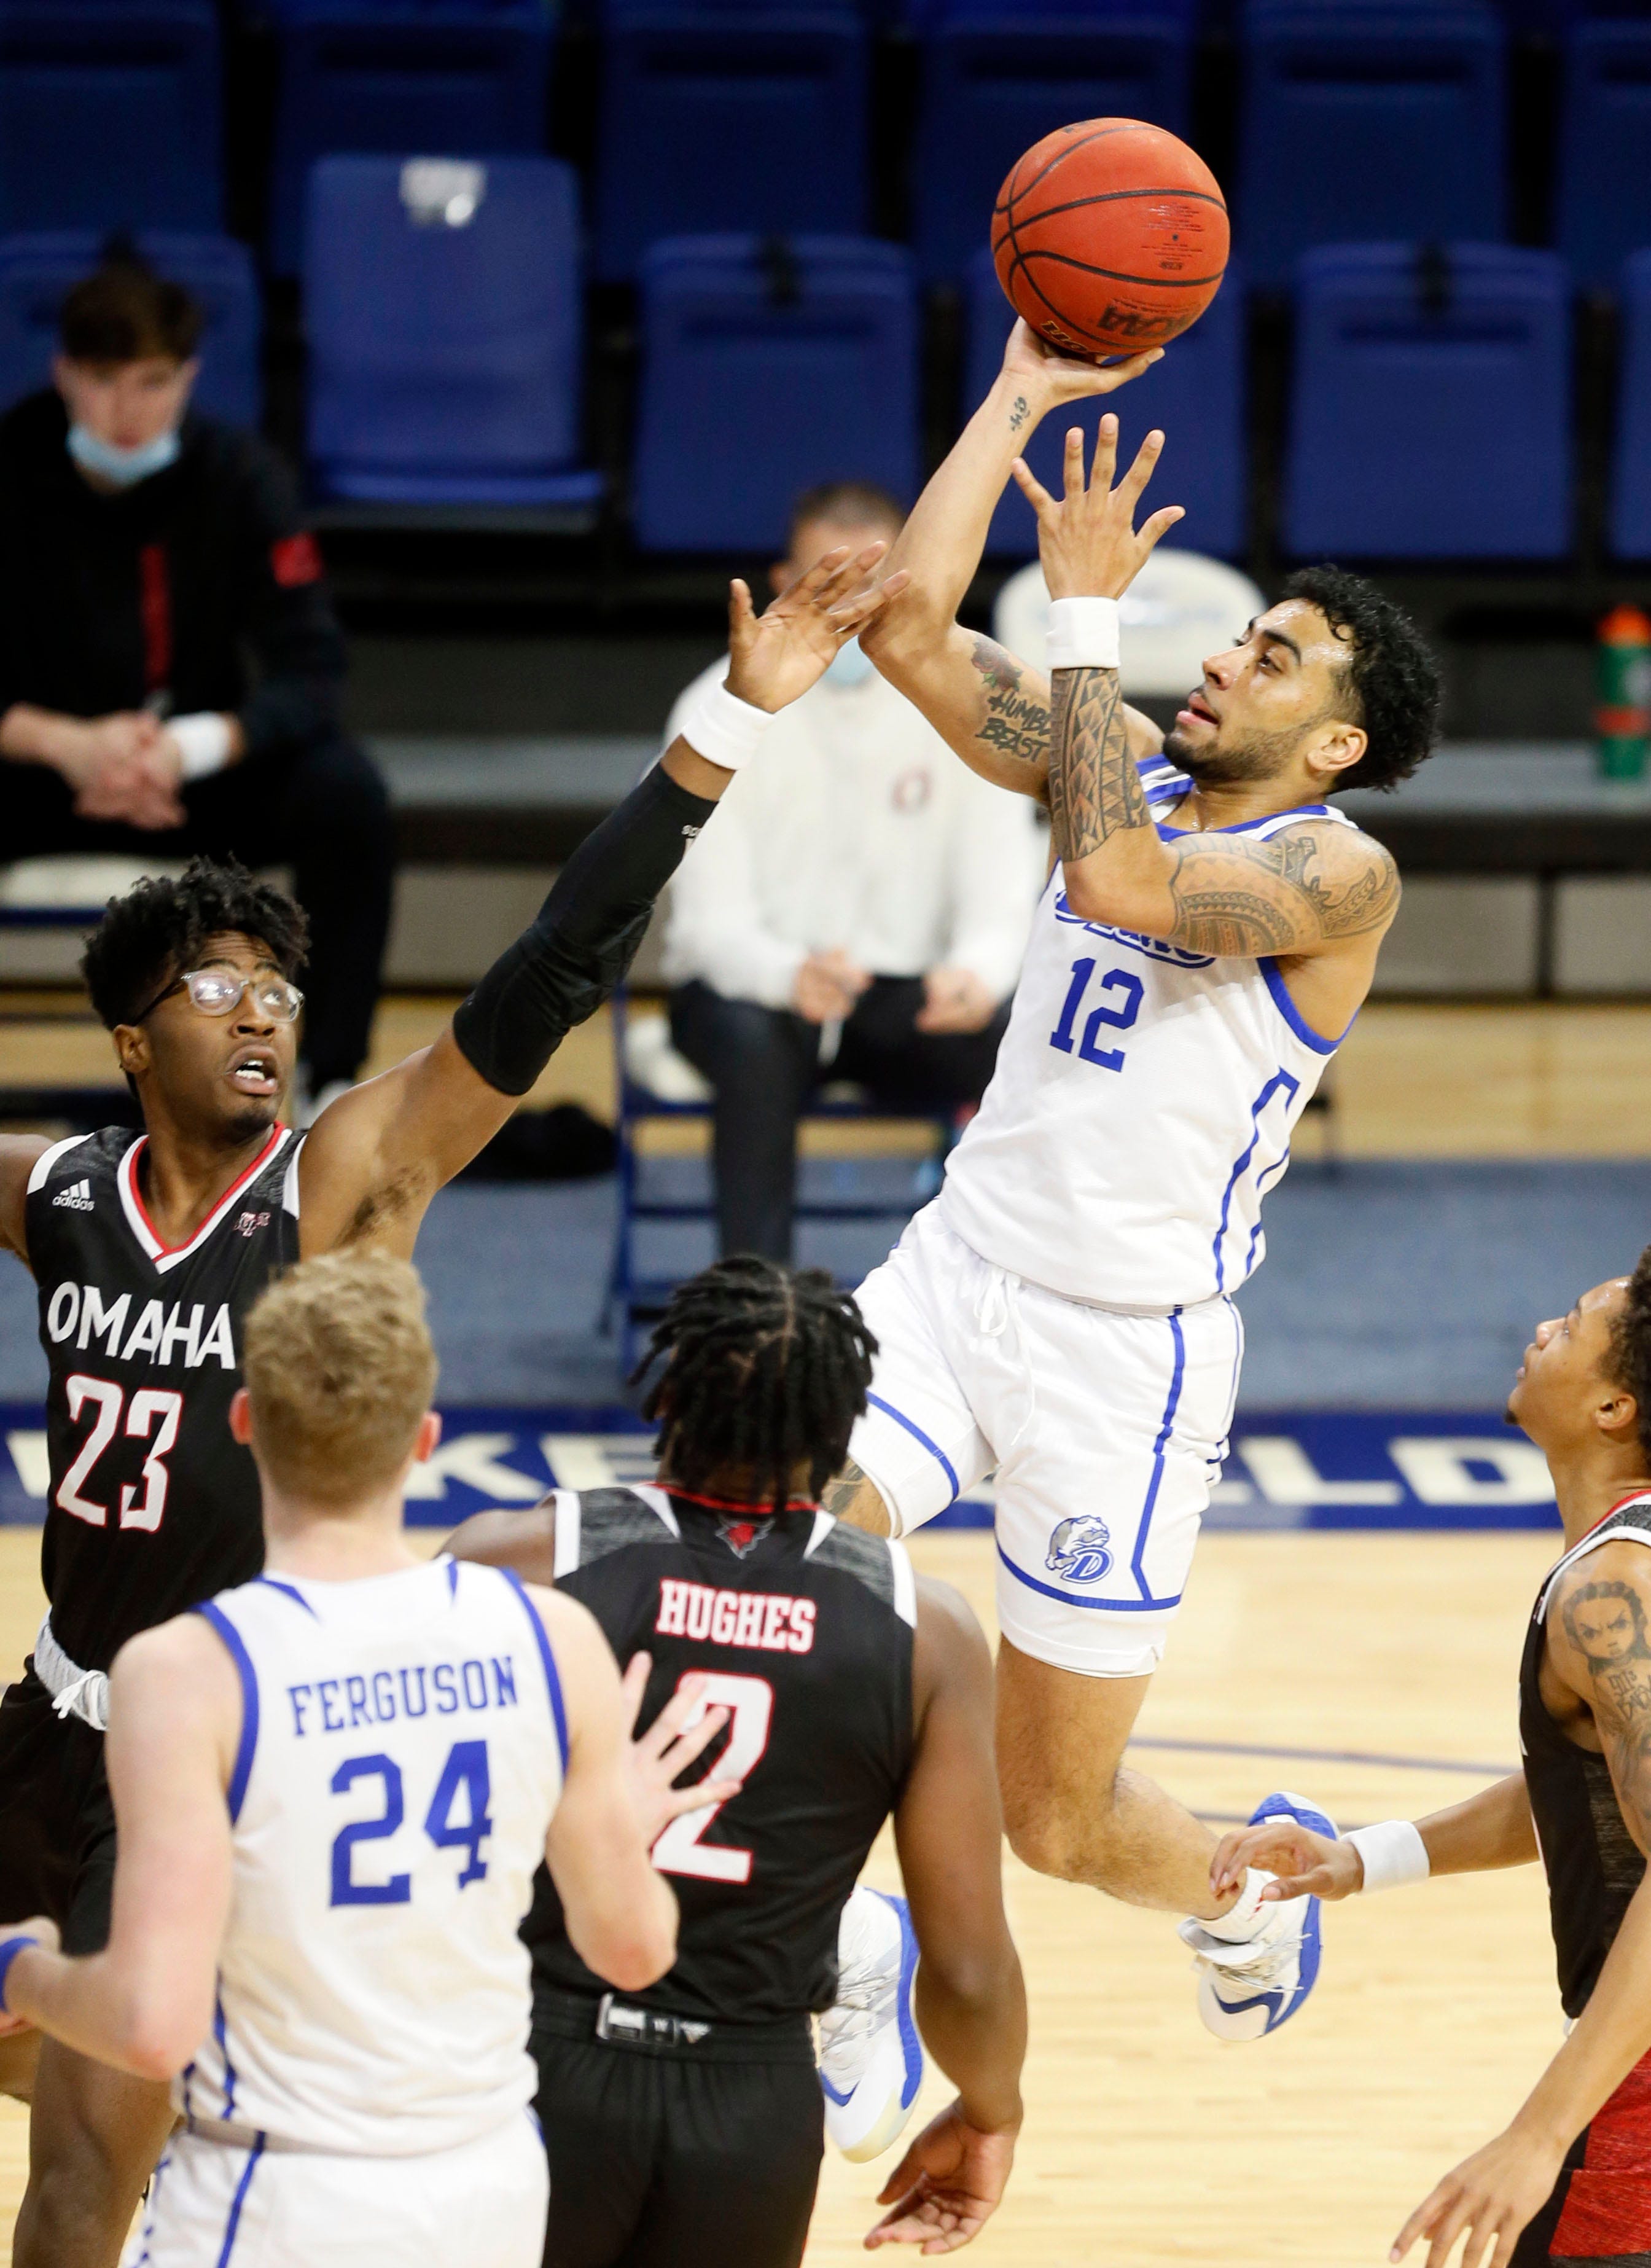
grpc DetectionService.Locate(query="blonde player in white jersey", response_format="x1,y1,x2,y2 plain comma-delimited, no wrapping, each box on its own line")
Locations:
826,323,1445,2038
0,1249,722,2267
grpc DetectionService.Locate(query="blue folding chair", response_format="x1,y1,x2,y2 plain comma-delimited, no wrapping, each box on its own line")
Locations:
268,0,551,274
1608,249,1651,558
1236,1,1507,289
0,232,260,426
1556,19,1651,291
593,0,869,283
1283,243,1571,560
606,993,953,1372
0,1,222,235
963,246,1246,558
910,0,1195,285
632,235,918,552
305,154,601,508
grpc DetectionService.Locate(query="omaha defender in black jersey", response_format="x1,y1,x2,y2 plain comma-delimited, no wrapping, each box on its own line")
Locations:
451,1258,1026,2267
0,545,904,2268
1213,1247,1651,2268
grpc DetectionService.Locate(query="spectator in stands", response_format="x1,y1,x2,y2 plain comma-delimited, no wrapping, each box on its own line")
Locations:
0,244,392,1114
662,480,1045,1262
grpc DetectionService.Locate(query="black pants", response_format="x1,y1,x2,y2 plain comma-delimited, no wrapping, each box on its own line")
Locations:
0,1668,115,1953
669,975,1010,1262
6,732,394,1089
530,2019,824,2268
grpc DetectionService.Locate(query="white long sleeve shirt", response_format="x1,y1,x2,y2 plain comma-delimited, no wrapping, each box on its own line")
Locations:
661,657,1046,1011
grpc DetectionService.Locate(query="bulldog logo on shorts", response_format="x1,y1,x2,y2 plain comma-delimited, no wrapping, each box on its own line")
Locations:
1045,1515,1114,1584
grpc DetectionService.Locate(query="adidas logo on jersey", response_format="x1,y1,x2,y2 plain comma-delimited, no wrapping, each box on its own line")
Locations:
52,1179,93,1213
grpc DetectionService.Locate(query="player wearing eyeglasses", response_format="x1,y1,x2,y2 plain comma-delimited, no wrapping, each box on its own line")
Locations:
0,543,907,2268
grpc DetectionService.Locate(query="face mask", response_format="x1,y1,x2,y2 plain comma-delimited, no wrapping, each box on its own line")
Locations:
67,423,181,488
823,636,876,690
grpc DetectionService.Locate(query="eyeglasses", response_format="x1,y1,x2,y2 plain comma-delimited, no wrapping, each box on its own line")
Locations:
133,969,305,1025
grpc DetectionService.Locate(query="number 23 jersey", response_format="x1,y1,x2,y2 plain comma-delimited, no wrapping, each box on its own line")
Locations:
938,780,1362,1310
26,1124,300,1672
525,1488,917,2027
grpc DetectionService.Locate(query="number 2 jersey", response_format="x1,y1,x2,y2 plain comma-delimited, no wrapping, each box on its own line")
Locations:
185,1555,566,2154
525,1487,918,2027
26,1123,300,1671
938,765,1362,1309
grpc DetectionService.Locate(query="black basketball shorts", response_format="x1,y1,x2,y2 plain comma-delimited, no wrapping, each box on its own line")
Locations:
0,1667,117,1954
529,1999,825,2268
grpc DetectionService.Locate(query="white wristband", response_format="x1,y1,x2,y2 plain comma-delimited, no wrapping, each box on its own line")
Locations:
1045,595,1121,671
168,712,235,782
679,679,775,772
1346,1819,1430,1893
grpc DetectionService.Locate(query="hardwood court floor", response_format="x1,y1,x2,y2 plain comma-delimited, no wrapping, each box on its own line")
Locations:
0,1526,1563,2268
7,996,1651,1155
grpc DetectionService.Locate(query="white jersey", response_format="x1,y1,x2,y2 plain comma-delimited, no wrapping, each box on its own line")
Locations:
182,1556,566,2156
939,761,1360,1308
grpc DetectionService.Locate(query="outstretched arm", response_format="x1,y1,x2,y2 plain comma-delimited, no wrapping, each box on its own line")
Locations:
296,546,906,1257
1208,1771,1537,1908
859,322,1163,802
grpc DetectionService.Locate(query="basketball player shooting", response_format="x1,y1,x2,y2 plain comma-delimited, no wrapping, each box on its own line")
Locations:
1211,1252,1651,2268
828,321,1445,2039
0,541,905,2268
0,1249,712,2268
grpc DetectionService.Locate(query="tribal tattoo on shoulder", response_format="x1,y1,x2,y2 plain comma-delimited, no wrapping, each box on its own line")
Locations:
1561,1576,1651,1838
969,636,1050,771
1164,827,1401,959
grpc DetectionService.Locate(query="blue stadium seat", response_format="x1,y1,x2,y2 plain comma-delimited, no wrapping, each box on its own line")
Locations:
633,235,918,552
1283,243,1571,560
304,155,601,507
269,0,551,274
593,3,868,284
911,1,1194,284
1556,20,1651,291
1237,2,1507,289
0,233,260,426
964,248,1247,558
1609,250,1651,557
0,1,222,235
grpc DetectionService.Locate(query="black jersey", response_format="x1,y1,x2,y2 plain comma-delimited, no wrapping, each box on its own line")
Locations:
25,1123,301,1671
525,1486,917,2028
1520,1493,1651,2019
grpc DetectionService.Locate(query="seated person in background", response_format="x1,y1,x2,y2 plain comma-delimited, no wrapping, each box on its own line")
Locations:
0,243,392,1115
661,482,1045,1264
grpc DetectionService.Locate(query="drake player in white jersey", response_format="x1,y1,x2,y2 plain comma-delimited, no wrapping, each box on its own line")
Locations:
0,1249,716,2267
828,323,1445,2036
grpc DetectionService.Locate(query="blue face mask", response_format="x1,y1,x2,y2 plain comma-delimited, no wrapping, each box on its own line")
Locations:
67,423,181,488
822,636,876,690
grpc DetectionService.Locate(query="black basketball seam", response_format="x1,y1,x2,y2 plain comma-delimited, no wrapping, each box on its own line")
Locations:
1013,251,1225,291
1001,119,1149,209
1009,186,1227,221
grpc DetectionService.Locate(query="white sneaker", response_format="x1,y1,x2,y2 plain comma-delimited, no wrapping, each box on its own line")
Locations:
1179,1790,1338,2041
818,1886,924,2161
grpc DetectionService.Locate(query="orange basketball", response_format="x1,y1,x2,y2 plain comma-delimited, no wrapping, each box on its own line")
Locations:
992,118,1228,361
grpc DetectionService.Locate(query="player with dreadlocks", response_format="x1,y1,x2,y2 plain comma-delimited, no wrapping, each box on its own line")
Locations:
451,1255,1026,2268
0,542,906,2268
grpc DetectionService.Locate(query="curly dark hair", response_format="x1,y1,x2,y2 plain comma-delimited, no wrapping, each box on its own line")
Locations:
1609,1244,1651,1468
1283,565,1443,794
80,856,310,1031
633,1256,877,1511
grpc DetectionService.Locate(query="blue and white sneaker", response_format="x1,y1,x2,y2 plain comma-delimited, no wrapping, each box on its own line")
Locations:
818,1886,924,2161
1179,1790,1338,2042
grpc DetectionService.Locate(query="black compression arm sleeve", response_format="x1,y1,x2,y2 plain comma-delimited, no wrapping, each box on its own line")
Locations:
452,763,717,1097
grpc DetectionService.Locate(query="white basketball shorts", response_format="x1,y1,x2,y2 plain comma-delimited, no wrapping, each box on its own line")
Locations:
847,1202,1244,1678
124,2113,547,2268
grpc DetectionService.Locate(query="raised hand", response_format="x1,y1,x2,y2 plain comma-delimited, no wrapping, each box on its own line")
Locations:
619,1652,743,1847
725,543,910,716
1209,1817,1361,1904
864,2100,1017,2255
1391,2126,1563,2268
1010,415,1184,602
1000,318,1165,415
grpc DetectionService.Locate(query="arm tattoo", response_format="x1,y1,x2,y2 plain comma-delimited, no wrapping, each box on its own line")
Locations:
1047,664,1139,861
1008,394,1030,434
1563,1578,1651,1844
969,636,1050,769
1165,828,1400,958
